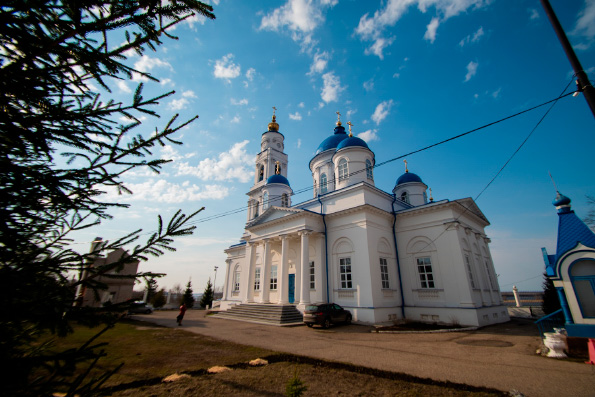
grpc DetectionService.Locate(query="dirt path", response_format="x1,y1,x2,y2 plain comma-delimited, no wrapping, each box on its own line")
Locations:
132,310,595,397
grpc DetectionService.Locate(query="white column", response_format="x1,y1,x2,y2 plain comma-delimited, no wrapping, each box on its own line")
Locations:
299,230,311,305
261,239,271,303
278,235,289,304
222,259,232,300
245,242,256,302
241,242,255,303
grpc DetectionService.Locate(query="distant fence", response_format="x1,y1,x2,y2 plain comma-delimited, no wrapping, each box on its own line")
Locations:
501,291,544,307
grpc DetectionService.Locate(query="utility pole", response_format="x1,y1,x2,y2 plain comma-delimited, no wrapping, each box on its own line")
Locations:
540,0,595,119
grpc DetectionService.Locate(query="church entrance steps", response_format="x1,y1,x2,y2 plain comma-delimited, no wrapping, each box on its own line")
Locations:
212,303,303,326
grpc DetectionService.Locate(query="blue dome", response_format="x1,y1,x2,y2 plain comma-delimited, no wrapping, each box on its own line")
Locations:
267,174,290,186
336,136,369,151
315,125,348,155
552,192,571,207
396,172,423,185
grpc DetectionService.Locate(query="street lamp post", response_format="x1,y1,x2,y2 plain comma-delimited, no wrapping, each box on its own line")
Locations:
213,266,218,296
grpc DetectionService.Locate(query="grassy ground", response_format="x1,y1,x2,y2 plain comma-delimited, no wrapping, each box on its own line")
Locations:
43,319,506,396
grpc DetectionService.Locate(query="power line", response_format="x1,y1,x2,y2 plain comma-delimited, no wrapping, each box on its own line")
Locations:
410,77,576,256
70,89,575,245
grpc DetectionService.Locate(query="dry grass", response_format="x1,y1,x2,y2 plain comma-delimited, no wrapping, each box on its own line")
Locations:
43,319,505,396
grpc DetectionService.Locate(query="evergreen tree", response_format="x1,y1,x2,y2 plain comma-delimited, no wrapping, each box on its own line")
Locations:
542,272,561,315
145,276,159,303
183,280,195,308
0,1,215,395
200,278,214,309
151,288,167,308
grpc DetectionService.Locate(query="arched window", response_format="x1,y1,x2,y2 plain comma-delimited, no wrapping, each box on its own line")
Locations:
400,191,409,204
263,191,269,210
338,159,348,181
281,193,288,207
571,260,595,318
258,165,264,182
366,159,373,180
320,173,328,194
254,199,259,218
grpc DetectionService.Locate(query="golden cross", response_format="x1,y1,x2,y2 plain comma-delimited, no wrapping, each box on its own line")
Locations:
403,159,408,172
272,106,277,116
275,161,280,174
347,121,353,137
336,111,341,122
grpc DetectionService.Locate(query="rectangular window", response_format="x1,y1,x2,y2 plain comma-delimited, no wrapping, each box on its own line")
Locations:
270,265,278,290
338,159,348,181
254,267,261,291
339,257,352,289
309,261,315,289
320,173,328,194
465,255,476,289
416,257,435,289
380,258,390,289
234,272,241,291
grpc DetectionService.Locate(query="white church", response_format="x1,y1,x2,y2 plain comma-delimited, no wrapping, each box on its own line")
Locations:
219,111,509,326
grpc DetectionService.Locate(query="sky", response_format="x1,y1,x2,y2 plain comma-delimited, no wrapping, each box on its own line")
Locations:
72,0,595,294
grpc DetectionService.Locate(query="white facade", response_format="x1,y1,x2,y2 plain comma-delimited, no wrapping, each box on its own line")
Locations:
220,115,509,326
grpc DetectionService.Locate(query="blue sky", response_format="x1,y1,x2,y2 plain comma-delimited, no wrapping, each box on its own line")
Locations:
74,0,595,294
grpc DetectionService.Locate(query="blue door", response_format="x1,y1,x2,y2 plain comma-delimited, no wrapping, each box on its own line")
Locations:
288,274,295,304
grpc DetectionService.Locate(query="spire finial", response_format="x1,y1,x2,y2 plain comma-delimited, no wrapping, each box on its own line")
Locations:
429,187,433,202
268,106,279,131
404,159,408,173
347,121,353,137
275,161,280,175
336,111,342,126
548,171,559,193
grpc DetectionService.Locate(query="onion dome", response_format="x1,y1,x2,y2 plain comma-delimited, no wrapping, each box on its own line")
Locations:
336,136,369,151
268,114,279,132
553,192,571,207
315,124,348,155
266,174,290,186
396,172,423,185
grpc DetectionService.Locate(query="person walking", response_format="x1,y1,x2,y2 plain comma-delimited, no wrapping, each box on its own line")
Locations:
177,303,187,326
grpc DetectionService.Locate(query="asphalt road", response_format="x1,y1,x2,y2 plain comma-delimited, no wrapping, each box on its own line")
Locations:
131,310,595,397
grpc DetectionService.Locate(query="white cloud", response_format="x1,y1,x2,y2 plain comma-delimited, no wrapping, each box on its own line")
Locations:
320,72,345,103
297,138,302,148
572,0,595,49
176,140,254,183
103,180,229,203
298,102,305,108
363,79,374,91
491,87,502,99
117,80,132,93
259,0,327,52
371,100,394,125
289,112,302,120
182,90,197,98
245,68,256,81
346,109,357,119
184,14,207,30
231,98,249,105
357,129,379,142
308,50,329,75
160,145,196,162
459,26,484,47
132,55,172,81
464,61,478,82
354,0,489,58
213,53,241,81
160,78,173,86
424,17,440,43
168,98,190,111
528,8,539,20
230,115,241,124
